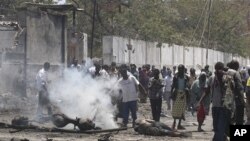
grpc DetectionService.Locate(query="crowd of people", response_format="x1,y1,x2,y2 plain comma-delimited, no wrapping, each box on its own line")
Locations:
35,58,250,141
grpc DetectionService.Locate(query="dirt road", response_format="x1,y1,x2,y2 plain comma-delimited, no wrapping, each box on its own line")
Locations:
0,93,214,141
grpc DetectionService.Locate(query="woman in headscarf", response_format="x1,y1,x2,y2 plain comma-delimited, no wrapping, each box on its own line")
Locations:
191,72,209,131
171,64,189,130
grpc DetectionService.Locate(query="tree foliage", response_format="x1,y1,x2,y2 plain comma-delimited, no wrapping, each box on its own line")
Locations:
1,0,249,57
76,0,250,57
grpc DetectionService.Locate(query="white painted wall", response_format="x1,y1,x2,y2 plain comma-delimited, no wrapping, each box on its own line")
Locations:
102,36,250,70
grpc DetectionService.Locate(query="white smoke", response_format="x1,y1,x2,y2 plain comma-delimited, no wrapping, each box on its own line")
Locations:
49,63,119,129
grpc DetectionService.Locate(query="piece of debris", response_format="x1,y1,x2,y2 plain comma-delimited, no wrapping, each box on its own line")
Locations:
11,116,29,126
98,133,113,141
46,138,53,141
10,137,29,141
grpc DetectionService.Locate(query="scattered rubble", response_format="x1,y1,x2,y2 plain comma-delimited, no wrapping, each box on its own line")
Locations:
0,92,214,140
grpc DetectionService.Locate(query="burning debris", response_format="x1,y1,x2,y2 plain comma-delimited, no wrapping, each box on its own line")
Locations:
51,113,99,131
48,68,119,130
0,115,127,135
51,114,77,128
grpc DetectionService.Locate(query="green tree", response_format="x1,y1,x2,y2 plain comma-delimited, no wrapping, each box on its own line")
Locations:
1,0,249,57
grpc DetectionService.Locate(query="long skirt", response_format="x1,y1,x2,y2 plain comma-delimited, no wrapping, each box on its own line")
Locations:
197,103,205,123
172,91,186,119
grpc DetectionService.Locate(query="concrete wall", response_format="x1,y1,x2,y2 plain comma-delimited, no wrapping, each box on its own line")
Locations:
103,36,250,70
0,10,68,95
26,12,66,65
0,27,16,52
0,25,24,94
24,11,69,92
0,63,25,95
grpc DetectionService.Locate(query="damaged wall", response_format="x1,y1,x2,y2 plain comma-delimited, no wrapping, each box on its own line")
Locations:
0,25,24,95
24,9,68,92
0,6,68,96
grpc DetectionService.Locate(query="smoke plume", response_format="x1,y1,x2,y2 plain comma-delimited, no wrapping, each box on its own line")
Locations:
49,65,119,129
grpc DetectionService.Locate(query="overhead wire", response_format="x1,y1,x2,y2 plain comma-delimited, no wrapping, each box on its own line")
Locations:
198,0,213,47
198,8,208,46
187,0,209,46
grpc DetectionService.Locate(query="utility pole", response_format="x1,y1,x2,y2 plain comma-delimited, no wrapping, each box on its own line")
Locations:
90,0,97,59
127,7,133,65
73,9,76,32
127,38,132,65
206,0,212,65
24,28,27,97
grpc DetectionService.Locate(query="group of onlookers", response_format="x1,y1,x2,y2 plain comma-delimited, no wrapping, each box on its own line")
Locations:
35,58,250,141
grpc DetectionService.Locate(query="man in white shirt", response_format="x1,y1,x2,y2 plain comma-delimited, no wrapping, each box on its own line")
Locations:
89,63,102,78
118,64,146,127
70,58,81,71
99,65,110,80
36,62,52,118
